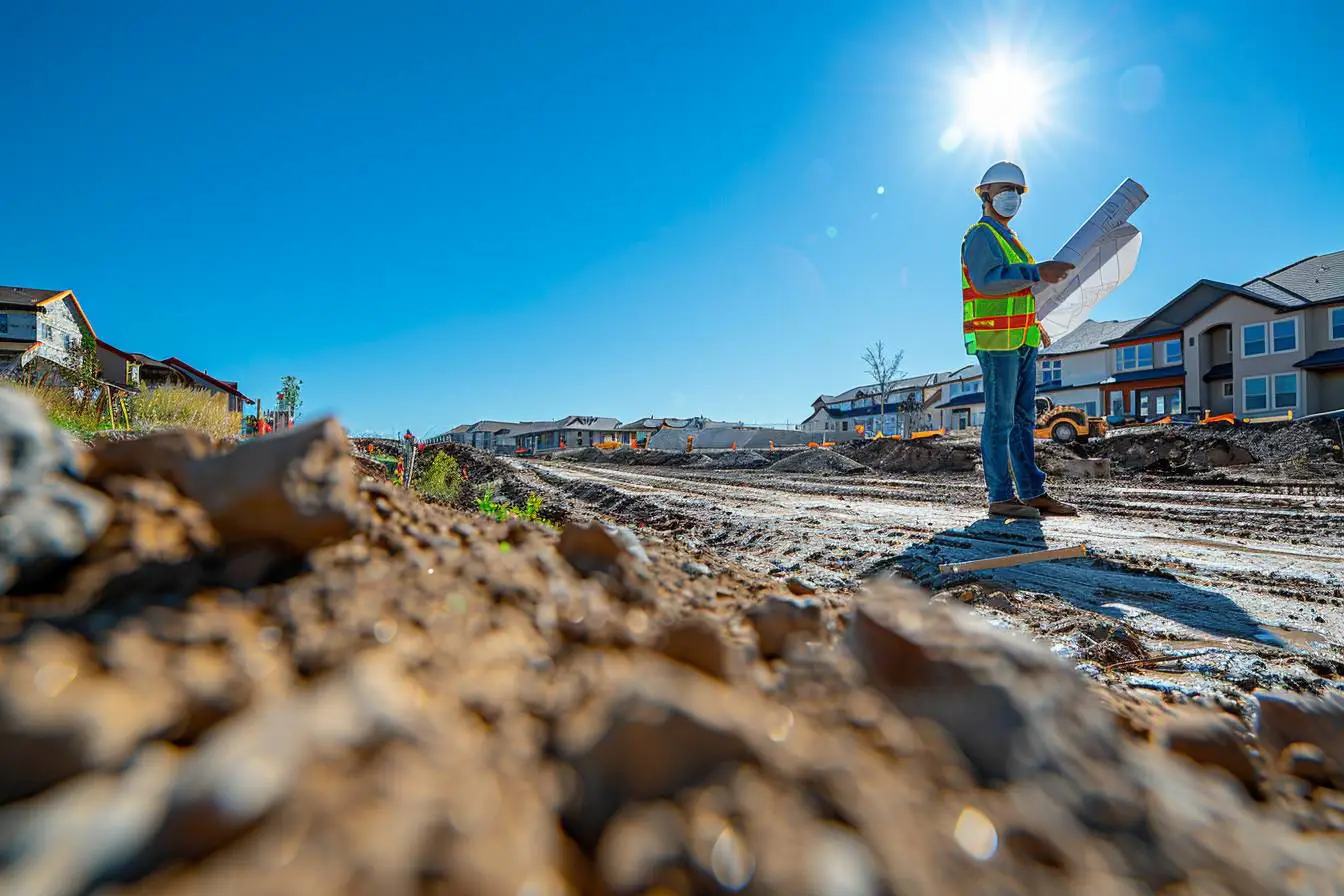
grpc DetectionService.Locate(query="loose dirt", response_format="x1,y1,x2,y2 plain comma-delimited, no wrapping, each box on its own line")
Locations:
2,395,1344,893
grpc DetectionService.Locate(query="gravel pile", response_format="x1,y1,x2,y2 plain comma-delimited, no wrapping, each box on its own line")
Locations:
769,448,867,475
0,385,1342,893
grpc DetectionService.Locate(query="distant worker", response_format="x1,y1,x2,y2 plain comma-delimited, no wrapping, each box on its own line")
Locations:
961,161,1078,519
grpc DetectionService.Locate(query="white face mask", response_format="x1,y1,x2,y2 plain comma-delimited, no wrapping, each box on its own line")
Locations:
990,190,1022,217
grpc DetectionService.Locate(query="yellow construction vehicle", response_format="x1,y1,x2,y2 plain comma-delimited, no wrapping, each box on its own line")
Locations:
1034,397,1107,444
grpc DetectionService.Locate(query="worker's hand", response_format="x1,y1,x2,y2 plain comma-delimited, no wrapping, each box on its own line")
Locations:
1038,261,1074,284
1038,324,1052,348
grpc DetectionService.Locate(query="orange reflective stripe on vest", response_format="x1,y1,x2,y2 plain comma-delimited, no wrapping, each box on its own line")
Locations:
960,221,1040,356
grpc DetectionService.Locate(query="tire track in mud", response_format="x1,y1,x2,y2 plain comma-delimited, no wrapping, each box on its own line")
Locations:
533,461,1344,665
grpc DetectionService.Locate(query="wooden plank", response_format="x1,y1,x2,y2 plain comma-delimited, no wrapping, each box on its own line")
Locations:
938,543,1088,575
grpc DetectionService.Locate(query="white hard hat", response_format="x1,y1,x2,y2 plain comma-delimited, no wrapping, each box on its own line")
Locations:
974,160,1027,195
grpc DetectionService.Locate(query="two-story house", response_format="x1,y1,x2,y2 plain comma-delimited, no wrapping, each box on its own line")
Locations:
0,287,99,378
933,364,984,432
1105,249,1344,419
1037,318,1145,417
803,374,938,436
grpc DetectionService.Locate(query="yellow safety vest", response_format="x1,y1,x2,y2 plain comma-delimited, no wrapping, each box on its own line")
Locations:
960,222,1041,355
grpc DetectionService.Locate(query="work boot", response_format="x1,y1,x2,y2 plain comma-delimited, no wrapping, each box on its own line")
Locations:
1024,492,1078,516
987,499,1041,520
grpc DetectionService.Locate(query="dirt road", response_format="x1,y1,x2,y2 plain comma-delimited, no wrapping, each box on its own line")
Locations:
536,459,1344,696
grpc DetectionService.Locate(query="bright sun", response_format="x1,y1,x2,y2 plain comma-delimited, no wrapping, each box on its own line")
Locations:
942,53,1058,155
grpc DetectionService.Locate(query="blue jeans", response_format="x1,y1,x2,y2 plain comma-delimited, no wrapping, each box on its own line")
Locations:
976,347,1047,504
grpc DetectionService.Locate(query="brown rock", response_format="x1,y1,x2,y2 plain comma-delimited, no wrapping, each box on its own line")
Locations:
1153,708,1261,796
556,686,755,851
172,418,362,556
84,428,215,485
1255,691,1344,772
785,576,817,596
657,617,740,680
559,521,648,576
1279,743,1334,788
746,594,825,659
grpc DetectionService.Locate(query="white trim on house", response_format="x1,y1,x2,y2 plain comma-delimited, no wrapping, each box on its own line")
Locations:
1269,314,1300,355
1331,306,1344,342
1240,322,1268,359
1222,381,1234,398
1242,375,1269,413
1271,371,1300,411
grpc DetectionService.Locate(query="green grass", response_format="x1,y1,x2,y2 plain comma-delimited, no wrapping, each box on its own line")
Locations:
412,451,464,502
6,381,117,438
476,487,549,526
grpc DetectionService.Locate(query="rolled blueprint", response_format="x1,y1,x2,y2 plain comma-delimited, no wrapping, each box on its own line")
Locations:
1034,178,1148,339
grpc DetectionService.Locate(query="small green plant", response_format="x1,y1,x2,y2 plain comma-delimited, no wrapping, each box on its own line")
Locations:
413,451,464,502
476,486,550,525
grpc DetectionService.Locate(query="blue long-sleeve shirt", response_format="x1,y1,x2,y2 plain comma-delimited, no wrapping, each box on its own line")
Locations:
961,215,1040,296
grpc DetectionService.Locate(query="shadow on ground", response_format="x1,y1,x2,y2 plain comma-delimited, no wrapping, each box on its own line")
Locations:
866,517,1279,644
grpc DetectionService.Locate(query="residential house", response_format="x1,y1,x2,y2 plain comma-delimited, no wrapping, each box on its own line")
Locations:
933,364,984,432
512,416,623,453
96,340,192,391
803,374,938,436
1037,318,1145,417
159,357,255,414
0,286,98,378
1104,249,1344,419
457,421,521,453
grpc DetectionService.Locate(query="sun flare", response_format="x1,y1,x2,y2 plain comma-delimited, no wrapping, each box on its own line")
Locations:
940,49,1064,156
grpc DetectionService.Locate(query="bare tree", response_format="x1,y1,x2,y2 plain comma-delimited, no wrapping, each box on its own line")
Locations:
862,341,905,434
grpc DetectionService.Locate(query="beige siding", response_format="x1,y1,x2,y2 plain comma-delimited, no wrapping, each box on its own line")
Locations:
1183,296,1312,415
1318,370,1344,413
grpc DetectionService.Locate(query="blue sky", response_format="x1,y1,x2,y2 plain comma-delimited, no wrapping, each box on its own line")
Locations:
4,1,1341,435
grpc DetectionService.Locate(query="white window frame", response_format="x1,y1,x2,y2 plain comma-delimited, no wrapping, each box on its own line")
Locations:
1240,323,1268,359
1221,381,1233,398
1331,306,1344,342
1269,315,1300,355
1272,371,1299,411
1242,375,1269,413
1163,339,1182,366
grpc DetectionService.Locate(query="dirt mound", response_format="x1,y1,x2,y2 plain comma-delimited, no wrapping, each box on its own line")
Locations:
837,438,980,474
416,443,572,523
0,391,1342,893
1090,418,1343,475
1089,430,1257,474
769,447,867,475
700,450,772,471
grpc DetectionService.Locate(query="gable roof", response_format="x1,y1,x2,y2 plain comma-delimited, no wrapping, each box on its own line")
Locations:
0,287,98,340
0,286,65,307
161,356,252,402
1041,318,1146,356
1112,250,1344,343
1255,248,1344,304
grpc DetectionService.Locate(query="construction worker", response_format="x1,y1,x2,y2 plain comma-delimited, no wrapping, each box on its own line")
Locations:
961,161,1078,519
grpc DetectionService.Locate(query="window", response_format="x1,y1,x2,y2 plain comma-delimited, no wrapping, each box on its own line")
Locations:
1109,393,1125,416
1273,373,1298,410
1040,359,1062,385
1114,343,1155,372
1163,339,1182,366
1226,329,1233,352
1222,382,1233,398
1271,318,1298,353
0,313,6,334
1332,307,1344,341
1079,401,1098,416
1242,323,1267,357
1243,376,1268,412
